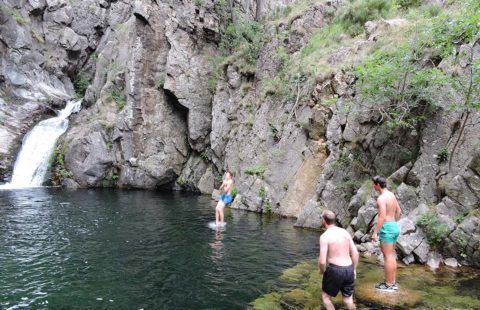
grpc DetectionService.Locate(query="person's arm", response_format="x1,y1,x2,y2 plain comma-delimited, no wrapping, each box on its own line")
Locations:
219,180,226,191
349,237,359,279
372,198,386,241
395,200,402,221
318,235,328,274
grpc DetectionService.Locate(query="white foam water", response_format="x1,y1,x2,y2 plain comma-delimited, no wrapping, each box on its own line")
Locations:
208,221,227,230
0,100,81,189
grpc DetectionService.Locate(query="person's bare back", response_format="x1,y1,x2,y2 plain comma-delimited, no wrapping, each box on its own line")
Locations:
377,190,401,222
321,226,355,266
318,210,358,310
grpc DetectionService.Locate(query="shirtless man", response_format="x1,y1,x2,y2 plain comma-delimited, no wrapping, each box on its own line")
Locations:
371,175,402,292
319,210,359,310
215,171,234,226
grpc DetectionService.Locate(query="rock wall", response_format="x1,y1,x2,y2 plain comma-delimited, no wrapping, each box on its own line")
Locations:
1,0,479,267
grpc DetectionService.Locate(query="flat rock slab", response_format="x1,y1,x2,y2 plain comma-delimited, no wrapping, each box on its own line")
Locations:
356,282,421,308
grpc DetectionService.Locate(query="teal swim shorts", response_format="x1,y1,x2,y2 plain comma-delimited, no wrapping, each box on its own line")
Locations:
379,221,400,244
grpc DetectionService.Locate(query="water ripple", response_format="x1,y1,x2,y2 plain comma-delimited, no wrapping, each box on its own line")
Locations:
0,189,319,309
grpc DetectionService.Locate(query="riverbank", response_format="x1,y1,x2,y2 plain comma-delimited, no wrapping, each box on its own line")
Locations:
251,256,480,309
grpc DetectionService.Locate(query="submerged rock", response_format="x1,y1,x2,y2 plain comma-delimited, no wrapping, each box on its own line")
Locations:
251,257,480,309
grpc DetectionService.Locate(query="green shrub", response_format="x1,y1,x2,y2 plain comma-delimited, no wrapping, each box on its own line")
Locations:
395,0,421,9
219,17,264,67
58,168,74,179
264,200,273,213
231,187,238,198
354,44,448,131
259,186,267,200
51,145,74,182
336,0,393,36
416,211,450,247
437,147,449,163
244,164,267,176
109,89,127,110
73,74,90,98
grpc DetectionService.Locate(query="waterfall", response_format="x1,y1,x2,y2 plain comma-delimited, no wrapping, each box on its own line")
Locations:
1,100,82,189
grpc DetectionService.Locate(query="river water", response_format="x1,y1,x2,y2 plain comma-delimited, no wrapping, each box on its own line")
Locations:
0,188,319,309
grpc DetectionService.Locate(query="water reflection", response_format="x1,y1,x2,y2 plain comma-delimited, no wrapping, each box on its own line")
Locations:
210,229,225,263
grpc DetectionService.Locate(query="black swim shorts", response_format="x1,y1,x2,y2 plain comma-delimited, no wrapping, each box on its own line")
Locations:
322,264,355,297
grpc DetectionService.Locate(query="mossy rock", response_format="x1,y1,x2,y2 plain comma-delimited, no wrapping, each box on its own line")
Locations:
279,261,316,284
356,282,421,308
250,292,281,310
280,288,310,307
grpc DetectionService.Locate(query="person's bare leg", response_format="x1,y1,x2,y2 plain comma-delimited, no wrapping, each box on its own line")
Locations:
393,245,397,283
220,205,225,224
343,295,355,310
215,201,222,225
381,242,396,285
322,292,335,310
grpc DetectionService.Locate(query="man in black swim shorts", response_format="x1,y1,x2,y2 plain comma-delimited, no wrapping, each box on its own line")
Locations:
319,210,359,310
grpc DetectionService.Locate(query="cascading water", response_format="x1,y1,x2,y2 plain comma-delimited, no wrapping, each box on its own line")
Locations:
0,100,82,189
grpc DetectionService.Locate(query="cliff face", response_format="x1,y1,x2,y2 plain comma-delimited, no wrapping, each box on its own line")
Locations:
1,0,479,266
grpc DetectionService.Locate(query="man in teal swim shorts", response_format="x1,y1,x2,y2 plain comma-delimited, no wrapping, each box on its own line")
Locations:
371,175,402,292
215,171,234,226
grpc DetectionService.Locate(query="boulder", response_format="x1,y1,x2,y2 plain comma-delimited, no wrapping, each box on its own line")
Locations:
396,183,418,214
402,254,415,265
353,230,364,242
427,251,443,270
387,162,413,187
294,199,322,229
197,167,215,195
445,175,478,210
397,231,424,257
355,198,377,232
444,258,459,268
412,240,430,264
356,280,421,308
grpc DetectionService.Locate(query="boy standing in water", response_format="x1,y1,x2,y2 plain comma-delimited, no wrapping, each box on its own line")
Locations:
371,175,402,292
319,210,358,310
215,171,234,226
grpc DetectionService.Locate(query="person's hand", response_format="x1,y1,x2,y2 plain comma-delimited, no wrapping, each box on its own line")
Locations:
354,269,357,280
372,232,378,242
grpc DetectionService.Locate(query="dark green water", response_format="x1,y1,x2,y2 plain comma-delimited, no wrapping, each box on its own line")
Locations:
0,188,319,309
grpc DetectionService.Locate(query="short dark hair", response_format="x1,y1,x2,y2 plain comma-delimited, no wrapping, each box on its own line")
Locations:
372,175,387,188
322,210,336,225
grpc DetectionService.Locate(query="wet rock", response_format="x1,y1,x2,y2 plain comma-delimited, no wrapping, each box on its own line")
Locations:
211,189,220,201
64,129,115,187
280,288,310,307
294,198,322,229
356,281,421,308
403,254,415,265
427,251,443,270
197,167,215,195
61,178,79,189
444,258,459,268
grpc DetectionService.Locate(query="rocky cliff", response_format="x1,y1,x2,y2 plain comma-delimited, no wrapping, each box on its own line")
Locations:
1,0,479,267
